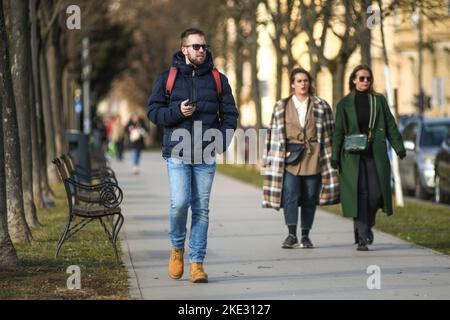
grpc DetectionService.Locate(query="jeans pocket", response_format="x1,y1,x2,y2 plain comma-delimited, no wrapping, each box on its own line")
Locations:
168,157,184,166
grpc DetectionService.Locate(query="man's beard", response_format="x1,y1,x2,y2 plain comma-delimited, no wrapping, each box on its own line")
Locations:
187,52,205,66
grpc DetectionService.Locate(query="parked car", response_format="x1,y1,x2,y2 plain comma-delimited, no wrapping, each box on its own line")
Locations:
435,133,450,204
400,117,450,199
398,114,419,133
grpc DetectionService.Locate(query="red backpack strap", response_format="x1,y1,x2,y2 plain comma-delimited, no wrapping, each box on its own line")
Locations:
165,67,178,100
212,68,222,98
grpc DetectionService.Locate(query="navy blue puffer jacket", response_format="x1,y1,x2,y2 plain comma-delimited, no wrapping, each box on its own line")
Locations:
147,51,239,160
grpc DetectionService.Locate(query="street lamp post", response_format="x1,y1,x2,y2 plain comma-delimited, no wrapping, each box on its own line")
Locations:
82,37,91,134
69,37,92,179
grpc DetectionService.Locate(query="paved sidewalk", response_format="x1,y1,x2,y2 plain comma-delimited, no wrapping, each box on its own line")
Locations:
113,151,450,300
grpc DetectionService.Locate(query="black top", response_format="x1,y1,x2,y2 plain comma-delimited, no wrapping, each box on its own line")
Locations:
355,89,370,134
355,89,373,157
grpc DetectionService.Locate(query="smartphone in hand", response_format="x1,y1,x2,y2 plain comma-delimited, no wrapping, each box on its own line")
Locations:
188,100,198,109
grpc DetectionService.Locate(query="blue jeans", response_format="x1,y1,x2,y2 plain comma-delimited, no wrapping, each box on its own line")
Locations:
166,157,216,262
282,171,321,230
131,148,141,166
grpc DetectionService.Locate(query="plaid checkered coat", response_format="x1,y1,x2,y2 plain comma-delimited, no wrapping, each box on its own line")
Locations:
262,96,340,210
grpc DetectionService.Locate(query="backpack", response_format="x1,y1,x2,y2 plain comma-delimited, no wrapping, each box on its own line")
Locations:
164,67,223,102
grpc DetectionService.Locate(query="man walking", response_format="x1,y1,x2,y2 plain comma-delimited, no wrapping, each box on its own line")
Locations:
148,28,238,283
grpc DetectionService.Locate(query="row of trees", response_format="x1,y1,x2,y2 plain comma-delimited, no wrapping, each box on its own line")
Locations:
222,0,445,129
107,0,444,132
0,0,131,268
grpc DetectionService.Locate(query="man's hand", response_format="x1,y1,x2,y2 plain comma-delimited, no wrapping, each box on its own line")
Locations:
180,99,196,117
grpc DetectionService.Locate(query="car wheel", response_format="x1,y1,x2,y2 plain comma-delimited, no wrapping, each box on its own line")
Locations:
435,176,441,203
414,169,427,199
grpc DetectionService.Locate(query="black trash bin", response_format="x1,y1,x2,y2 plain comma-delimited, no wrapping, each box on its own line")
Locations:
66,130,91,178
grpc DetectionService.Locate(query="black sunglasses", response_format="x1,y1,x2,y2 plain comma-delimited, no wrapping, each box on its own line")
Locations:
358,76,372,82
184,44,210,51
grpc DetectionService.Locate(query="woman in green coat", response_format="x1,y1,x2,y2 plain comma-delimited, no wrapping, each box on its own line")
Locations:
331,65,406,251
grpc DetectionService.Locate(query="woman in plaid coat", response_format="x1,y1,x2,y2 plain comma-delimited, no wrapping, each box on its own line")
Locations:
262,68,339,249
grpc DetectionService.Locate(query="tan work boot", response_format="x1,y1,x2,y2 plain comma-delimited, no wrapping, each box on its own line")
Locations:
168,248,184,279
189,262,208,283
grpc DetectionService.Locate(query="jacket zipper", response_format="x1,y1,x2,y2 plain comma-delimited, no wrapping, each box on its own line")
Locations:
192,70,197,103
191,69,197,122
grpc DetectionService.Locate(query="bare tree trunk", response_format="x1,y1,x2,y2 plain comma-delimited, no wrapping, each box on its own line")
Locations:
62,68,69,132
0,0,19,267
0,134,18,267
30,78,44,210
331,61,347,107
8,0,40,227
249,7,262,130
360,0,372,67
309,55,321,92
39,47,58,184
1,0,33,243
63,67,77,131
263,0,283,102
34,13,55,202
221,16,229,65
45,30,64,156
286,46,295,73
275,45,283,101
40,0,65,156
233,32,244,127
38,86,56,203
30,0,44,209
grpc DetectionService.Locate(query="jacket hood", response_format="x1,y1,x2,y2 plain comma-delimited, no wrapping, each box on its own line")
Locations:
172,50,214,76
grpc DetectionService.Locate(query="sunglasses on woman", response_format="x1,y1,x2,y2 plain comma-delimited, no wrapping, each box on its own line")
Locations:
184,44,210,51
358,76,372,82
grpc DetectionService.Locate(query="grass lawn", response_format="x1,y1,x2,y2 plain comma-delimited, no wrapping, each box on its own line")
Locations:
217,164,450,256
0,184,130,300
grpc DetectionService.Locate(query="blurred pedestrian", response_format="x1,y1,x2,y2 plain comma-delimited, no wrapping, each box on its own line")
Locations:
262,67,339,249
92,116,108,154
111,114,125,161
331,65,406,251
125,113,149,174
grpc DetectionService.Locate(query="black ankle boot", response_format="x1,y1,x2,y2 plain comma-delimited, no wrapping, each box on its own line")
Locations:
367,229,374,245
357,242,369,251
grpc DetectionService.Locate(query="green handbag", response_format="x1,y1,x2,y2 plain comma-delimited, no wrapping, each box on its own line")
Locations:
343,94,376,153
343,134,369,153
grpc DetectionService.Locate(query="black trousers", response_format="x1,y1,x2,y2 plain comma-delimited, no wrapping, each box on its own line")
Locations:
115,139,124,161
354,156,383,243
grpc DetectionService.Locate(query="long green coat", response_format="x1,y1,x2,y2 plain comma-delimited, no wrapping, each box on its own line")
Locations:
331,93,405,217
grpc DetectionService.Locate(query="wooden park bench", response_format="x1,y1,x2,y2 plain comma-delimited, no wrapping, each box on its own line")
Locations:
52,157,124,263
